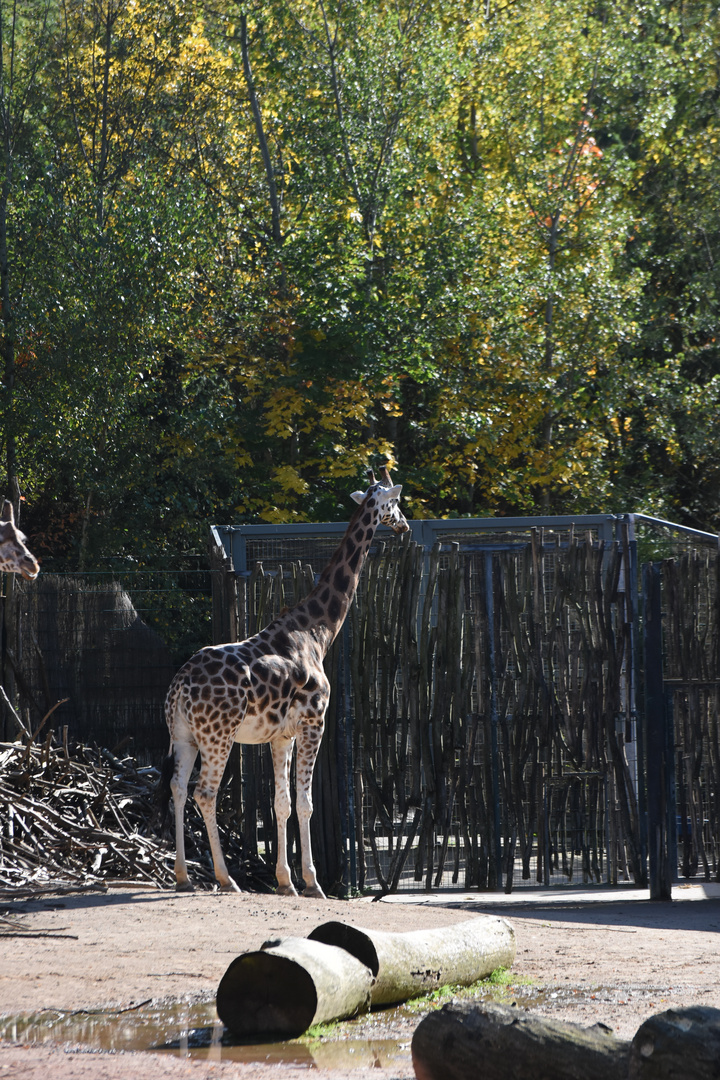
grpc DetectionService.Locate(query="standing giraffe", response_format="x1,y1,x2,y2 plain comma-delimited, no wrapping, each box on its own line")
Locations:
164,466,409,895
0,501,40,580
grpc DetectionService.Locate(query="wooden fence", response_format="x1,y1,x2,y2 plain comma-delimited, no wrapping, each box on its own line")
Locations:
663,549,720,881
2,521,716,895
213,527,643,895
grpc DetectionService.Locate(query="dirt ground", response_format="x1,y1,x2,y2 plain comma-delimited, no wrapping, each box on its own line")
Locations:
1,883,720,1079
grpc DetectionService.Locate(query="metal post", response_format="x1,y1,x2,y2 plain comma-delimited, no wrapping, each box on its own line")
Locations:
339,620,357,893
484,553,502,889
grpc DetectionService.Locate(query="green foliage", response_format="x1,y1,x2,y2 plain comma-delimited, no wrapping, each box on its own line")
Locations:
0,0,718,566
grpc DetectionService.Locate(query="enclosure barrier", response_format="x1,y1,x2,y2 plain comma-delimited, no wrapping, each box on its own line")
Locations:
2,513,717,896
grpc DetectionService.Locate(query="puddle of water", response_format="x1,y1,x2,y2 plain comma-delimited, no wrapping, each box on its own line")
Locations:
0,982,606,1068
0,997,411,1070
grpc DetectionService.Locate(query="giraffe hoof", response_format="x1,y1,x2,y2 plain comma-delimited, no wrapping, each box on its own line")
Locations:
302,885,327,899
276,883,299,897
175,880,194,893
218,878,242,893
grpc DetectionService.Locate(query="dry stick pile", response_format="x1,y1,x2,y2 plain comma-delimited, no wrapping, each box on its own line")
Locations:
0,725,275,898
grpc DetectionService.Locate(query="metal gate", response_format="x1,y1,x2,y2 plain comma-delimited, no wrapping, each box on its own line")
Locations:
643,546,720,898
211,512,719,896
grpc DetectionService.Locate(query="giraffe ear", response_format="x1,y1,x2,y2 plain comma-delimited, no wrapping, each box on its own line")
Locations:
350,490,366,504
385,485,402,499
1,500,13,524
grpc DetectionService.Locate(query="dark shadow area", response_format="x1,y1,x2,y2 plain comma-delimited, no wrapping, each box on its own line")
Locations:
1,887,189,915
438,897,720,934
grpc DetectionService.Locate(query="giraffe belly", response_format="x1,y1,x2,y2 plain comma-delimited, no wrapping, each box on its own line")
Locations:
232,718,284,745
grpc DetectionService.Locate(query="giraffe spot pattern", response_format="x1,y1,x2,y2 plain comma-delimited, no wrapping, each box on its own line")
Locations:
334,567,350,594
328,595,342,622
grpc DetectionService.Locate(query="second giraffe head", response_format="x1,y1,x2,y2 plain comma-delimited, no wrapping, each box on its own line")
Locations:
350,465,410,535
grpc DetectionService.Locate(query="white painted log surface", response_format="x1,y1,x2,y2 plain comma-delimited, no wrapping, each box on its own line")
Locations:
216,936,374,1038
308,915,516,1005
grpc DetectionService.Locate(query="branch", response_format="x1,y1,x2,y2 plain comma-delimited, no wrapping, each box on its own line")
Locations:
239,14,283,247
0,682,29,736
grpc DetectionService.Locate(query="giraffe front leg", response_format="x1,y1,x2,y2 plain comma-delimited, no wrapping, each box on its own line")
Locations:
270,736,297,896
296,717,326,899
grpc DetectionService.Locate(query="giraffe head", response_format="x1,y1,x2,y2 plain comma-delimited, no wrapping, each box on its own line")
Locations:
350,465,410,534
0,501,40,580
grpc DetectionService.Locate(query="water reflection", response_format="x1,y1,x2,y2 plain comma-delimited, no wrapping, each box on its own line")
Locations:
0,997,411,1070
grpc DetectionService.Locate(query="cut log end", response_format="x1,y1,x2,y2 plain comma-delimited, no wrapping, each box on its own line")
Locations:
216,937,374,1039
307,920,380,976
217,951,318,1039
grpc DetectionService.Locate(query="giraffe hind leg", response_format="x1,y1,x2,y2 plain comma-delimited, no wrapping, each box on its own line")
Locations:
170,737,198,892
295,717,327,899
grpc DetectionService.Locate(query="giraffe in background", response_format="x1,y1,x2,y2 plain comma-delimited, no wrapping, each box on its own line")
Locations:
164,466,409,896
0,501,40,580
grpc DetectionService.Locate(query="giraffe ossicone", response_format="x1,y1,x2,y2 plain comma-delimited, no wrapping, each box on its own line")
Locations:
0,500,40,580
164,466,409,896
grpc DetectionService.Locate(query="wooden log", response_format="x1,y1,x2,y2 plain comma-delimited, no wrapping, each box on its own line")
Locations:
216,936,374,1039
629,1006,720,1080
411,1001,630,1080
308,915,516,1006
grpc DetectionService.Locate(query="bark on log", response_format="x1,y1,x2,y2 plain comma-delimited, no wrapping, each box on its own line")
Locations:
308,915,516,1006
216,936,374,1039
411,1001,630,1080
629,1006,720,1080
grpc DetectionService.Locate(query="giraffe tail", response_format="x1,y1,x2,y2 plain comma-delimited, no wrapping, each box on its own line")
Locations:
159,748,175,827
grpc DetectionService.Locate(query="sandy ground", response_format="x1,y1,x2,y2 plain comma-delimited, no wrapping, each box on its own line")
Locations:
1,883,720,1078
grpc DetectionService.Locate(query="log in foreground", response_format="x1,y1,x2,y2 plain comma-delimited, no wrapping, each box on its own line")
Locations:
629,1006,720,1079
411,1001,631,1080
216,936,374,1039
308,916,516,1006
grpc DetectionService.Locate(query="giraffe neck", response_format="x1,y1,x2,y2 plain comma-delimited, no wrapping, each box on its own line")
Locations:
293,495,382,653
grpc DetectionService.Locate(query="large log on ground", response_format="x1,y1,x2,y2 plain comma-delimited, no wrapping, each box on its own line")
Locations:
308,916,515,1006
411,1001,631,1080
629,1006,720,1079
216,936,374,1039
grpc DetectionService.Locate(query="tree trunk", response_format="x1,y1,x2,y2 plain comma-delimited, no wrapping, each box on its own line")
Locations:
308,916,516,1006
411,1001,630,1080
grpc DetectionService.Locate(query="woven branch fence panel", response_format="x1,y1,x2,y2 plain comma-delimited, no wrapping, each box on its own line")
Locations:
663,550,720,881
220,528,642,895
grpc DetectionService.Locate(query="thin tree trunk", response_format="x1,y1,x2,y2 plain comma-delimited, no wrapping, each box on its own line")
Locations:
239,15,283,249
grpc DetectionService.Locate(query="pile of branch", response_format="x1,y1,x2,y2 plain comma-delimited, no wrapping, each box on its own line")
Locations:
0,732,274,897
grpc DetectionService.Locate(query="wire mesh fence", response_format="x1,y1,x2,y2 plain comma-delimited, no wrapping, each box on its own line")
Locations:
2,565,211,757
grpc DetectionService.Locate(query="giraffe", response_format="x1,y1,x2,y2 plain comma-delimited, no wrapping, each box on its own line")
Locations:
0,501,40,580
164,466,409,896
